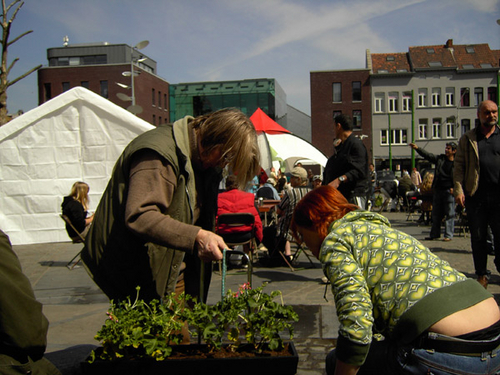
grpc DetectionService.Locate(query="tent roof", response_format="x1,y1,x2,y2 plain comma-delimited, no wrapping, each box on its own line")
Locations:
0,87,154,245
250,108,290,134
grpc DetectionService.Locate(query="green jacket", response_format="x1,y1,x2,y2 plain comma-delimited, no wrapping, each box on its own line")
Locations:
321,211,491,366
0,230,60,375
453,125,500,197
81,117,220,302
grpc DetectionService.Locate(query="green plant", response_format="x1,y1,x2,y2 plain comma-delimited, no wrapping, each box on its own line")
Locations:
89,287,189,362
89,283,298,362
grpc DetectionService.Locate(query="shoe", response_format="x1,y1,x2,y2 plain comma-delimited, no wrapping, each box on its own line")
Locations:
443,238,451,242
424,237,437,241
478,275,489,289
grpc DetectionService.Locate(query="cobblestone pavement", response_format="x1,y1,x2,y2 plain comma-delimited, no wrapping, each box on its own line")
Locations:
12,211,500,375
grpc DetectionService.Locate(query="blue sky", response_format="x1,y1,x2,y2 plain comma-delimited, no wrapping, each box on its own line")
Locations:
6,0,500,116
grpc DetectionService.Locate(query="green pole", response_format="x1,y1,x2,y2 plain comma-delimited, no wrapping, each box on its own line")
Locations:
388,113,392,171
411,90,415,169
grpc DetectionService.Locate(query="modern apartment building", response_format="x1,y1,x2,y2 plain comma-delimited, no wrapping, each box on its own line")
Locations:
37,41,170,125
311,39,500,171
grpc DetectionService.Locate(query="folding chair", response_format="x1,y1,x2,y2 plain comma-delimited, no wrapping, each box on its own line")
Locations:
216,213,256,283
290,240,316,269
60,214,85,269
405,192,419,221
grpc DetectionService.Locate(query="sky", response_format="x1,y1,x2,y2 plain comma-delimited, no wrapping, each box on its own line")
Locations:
5,0,500,116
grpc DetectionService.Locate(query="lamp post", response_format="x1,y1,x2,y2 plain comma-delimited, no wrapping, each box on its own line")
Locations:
117,40,149,115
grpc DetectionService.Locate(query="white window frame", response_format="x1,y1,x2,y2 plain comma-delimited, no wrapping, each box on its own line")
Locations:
418,89,427,107
445,118,455,138
374,96,384,113
402,92,412,112
432,120,442,139
431,88,441,107
388,93,398,113
380,129,408,145
445,88,454,106
418,121,428,140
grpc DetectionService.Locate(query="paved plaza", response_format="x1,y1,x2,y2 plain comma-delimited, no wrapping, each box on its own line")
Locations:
12,211,500,375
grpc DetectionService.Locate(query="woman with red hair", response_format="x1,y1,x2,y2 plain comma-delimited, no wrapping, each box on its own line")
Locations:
291,185,500,375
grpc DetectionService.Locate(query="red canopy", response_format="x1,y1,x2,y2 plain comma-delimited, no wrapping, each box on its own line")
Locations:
250,108,290,134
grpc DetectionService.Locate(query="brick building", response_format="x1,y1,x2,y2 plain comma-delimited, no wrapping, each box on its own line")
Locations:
37,42,170,125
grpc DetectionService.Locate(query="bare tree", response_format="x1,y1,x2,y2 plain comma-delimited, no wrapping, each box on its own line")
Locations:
0,0,41,125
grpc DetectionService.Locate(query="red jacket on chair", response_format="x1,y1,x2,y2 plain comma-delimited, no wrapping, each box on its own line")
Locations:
217,189,263,242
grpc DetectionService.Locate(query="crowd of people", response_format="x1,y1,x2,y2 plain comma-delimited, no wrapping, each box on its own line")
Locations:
2,103,499,375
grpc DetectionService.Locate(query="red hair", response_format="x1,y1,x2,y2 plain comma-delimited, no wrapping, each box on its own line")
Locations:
291,185,358,240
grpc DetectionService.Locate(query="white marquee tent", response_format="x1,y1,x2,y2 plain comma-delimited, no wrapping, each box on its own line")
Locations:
0,87,154,245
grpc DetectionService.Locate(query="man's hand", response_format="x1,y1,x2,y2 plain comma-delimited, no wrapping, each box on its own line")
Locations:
455,193,465,207
195,229,226,262
328,179,341,189
409,143,418,150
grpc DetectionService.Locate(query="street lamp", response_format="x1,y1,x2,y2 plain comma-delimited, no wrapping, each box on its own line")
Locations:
116,40,149,115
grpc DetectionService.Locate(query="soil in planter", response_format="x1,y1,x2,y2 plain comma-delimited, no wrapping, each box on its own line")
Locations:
167,343,294,360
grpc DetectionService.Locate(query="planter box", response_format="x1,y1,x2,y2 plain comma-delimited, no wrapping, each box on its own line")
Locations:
81,342,298,375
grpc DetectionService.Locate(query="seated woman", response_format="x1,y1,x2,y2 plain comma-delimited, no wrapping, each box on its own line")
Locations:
291,185,500,375
217,174,263,251
61,181,94,241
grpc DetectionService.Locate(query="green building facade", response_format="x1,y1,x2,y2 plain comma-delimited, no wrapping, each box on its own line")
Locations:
170,78,287,123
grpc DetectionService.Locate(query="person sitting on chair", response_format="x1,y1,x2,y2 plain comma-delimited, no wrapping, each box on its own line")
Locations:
273,166,311,265
256,177,280,200
217,174,264,248
61,181,94,241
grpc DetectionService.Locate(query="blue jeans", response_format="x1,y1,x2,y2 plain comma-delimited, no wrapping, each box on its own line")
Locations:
430,189,455,239
466,189,500,276
326,334,500,375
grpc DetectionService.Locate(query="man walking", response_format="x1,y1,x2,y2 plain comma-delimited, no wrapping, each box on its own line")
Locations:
323,114,369,208
454,100,500,289
409,141,457,241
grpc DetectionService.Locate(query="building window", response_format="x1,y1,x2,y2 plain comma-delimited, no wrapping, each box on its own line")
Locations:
44,83,52,101
418,88,427,107
352,81,361,101
164,93,168,110
461,119,471,135
461,88,470,107
418,119,428,139
152,88,155,106
431,88,441,107
432,119,441,139
158,91,162,109
474,87,483,107
381,129,407,145
488,87,497,103
62,82,70,92
388,92,398,112
80,81,89,89
374,93,384,113
445,117,455,138
352,110,361,130
466,46,475,53
332,83,342,102
100,81,108,98
402,92,412,112
152,115,156,126
445,88,454,106
159,116,162,125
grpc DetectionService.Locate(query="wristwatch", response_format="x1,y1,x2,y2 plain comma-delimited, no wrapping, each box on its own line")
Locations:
339,176,346,183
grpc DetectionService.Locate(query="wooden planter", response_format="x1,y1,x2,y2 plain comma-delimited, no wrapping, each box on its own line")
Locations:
81,342,298,375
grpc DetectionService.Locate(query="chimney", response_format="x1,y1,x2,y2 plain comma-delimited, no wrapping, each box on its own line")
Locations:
445,39,453,48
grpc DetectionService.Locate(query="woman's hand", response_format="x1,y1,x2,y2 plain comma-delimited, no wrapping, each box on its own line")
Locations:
195,229,226,262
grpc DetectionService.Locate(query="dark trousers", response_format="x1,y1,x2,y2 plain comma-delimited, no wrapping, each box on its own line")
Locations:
465,189,500,276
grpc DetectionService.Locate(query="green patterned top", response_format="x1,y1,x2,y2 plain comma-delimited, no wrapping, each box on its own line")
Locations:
321,210,491,365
